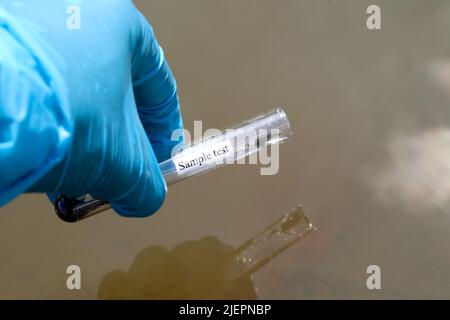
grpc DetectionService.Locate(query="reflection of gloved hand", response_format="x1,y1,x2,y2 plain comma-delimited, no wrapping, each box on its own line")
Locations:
0,1,183,216
98,237,258,299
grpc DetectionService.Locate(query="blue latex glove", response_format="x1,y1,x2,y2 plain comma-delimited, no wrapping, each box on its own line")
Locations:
0,1,183,217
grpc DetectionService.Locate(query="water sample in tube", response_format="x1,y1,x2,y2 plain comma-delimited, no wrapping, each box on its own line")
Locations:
160,107,292,184
54,107,292,222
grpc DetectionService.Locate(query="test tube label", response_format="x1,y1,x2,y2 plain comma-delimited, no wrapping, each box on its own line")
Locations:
174,139,234,176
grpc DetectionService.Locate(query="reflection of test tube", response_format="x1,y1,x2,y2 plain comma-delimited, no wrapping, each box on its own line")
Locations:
54,108,292,222
225,205,315,282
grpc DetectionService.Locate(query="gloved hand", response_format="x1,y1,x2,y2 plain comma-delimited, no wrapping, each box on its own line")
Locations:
0,0,183,217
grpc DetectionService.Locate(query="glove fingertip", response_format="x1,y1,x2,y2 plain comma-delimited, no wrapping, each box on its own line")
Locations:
111,171,167,218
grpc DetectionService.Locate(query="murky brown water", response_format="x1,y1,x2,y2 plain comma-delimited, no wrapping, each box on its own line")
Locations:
98,207,312,299
2,0,450,299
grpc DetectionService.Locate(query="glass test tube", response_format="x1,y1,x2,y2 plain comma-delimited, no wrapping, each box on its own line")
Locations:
54,108,292,222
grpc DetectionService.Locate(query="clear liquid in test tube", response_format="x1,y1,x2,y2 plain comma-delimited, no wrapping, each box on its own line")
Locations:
54,108,293,222
160,107,292,184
